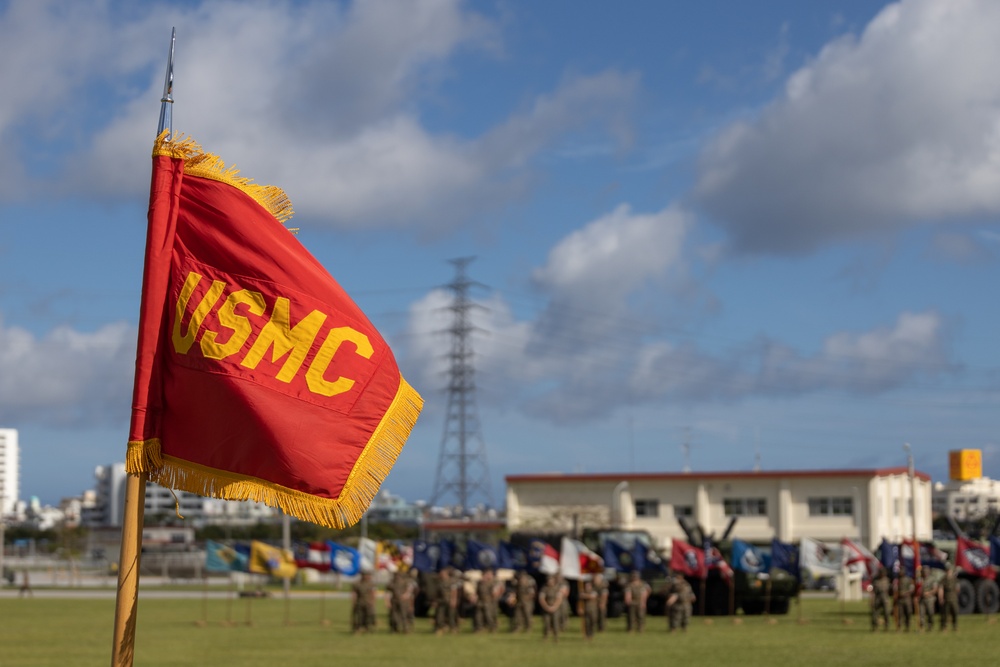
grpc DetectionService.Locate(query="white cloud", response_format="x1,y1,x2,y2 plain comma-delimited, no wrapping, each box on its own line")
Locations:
0,0,636,233
630,311,953,400
533,203,689,303
695,0,1000,254
405,205,956,424
0,317,135,426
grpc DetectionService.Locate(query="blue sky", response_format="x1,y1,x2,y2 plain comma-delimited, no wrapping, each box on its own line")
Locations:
1,0,998,509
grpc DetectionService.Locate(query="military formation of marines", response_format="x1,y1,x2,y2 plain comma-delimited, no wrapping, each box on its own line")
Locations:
353,556,972,639
351,566,699,639
869,563,961,632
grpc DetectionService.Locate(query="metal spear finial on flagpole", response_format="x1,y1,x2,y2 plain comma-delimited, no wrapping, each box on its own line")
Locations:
157,27,176,138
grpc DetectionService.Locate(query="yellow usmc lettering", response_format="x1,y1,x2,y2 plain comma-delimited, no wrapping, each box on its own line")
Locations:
171,271,371,398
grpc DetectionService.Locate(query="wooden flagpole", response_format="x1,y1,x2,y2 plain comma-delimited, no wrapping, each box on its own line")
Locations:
110,473,148,667
110,29,174,667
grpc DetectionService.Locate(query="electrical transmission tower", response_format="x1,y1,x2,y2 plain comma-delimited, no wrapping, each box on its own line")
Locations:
429,258,494,514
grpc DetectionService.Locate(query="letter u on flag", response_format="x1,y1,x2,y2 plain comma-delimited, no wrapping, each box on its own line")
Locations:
126,133,422,528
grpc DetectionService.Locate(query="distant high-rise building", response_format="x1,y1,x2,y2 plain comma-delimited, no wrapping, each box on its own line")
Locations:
0,428,19,516
82,463,128,527
82,461,279,527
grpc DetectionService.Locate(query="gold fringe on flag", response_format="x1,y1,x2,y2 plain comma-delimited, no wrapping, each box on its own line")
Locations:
152,130,295,227
126,378,423,529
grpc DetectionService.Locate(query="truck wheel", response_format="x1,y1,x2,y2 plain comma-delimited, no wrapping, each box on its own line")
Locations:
770,598,790,615
976,578,1000,614
957,578,976,615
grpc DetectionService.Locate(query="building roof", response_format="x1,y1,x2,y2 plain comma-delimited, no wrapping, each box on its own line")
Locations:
506,467,931,484
422,519,506,533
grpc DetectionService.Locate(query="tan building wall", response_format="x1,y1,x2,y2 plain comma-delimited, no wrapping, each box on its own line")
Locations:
506,468,932,551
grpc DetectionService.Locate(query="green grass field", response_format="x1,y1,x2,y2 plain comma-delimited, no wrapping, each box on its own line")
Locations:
0,596,993,667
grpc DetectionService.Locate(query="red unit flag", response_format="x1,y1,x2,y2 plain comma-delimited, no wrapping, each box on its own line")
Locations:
956,536,994,580
127,134,422,528
670,538,707,578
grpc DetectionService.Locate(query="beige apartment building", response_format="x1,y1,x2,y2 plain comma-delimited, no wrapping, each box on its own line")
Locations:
506,467,932,550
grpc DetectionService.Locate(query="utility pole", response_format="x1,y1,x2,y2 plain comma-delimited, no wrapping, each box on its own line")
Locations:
682,427,692,473
429,258,494,514
904,443,917,542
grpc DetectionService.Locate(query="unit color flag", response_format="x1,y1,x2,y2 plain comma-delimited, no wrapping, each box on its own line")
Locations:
125,133,422,529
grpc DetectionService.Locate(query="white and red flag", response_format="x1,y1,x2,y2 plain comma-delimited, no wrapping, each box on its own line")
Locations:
560,537,604,580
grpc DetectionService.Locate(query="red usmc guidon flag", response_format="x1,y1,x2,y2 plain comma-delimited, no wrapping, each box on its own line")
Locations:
127,133,422,528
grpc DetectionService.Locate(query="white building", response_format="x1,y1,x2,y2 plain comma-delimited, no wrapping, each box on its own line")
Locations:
506,467,932,550
0,428,19,516
932,477,1000,520
83,462,278,527
82,463,128,526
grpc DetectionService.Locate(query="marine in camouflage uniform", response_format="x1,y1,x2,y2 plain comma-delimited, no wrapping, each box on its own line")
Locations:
511,571,537,633
434,568,459,635
939,564,959,631
918,567,937,631
558,575,570,631
895,572,915,631
405,569,420,633
387,571,409,633
351,571,377,633
870,568,891,631
538,575,565,642
593,572,609,632
665,572,694,632
578,579,599,640
474,569,500,633
624,570,650,633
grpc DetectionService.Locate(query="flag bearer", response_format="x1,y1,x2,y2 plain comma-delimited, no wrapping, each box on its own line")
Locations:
895,571,915,631
578,579,599,641
918,567,937,631
593,572,609,632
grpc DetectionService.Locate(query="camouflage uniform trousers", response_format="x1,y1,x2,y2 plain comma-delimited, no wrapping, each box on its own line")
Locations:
435,602,456,633
353,603,376,632
542,610,559,640
871,595,890,630
512,602,533,632
474,602,498,632
919,597,935,630
897,598,914,631
582,607,598,639
627,603,645,633
940,597,958,631
390,600,408,633
669,603,691,631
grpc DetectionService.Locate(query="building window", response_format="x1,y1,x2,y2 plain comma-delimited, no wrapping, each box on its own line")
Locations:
724,498,767,517
673,505,693,518
808,496,853,516
634,499,660,518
